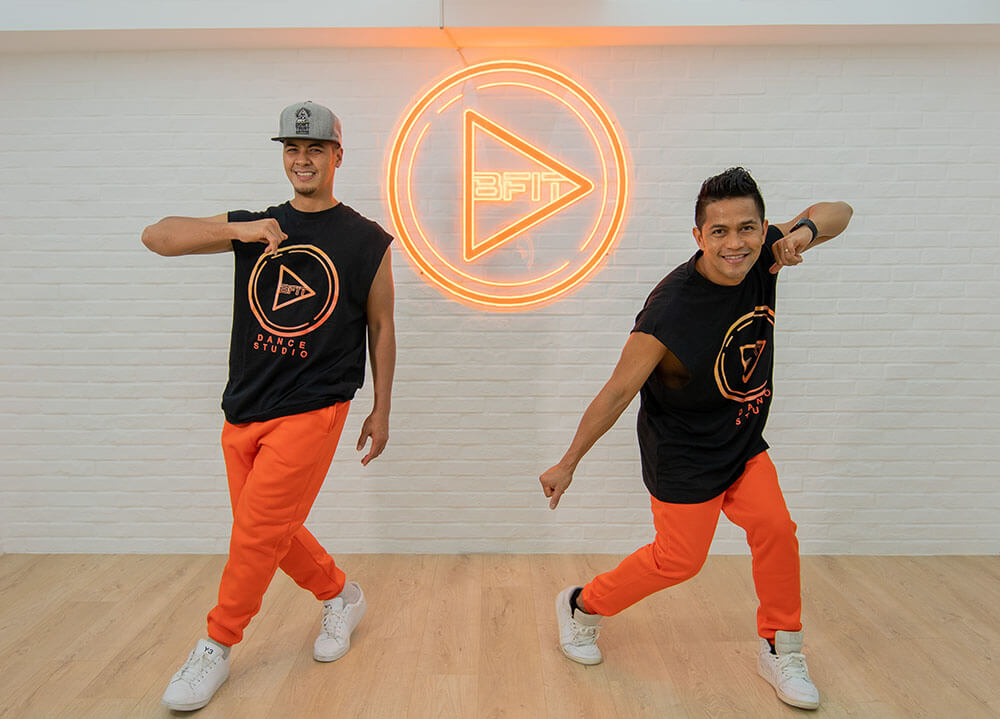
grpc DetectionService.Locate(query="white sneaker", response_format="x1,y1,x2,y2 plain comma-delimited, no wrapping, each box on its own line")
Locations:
555,585,602,665
162,639,230,712
757,630,820,710
314,581,367,662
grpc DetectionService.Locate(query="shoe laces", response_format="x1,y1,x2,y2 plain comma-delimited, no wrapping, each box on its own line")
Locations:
321,601,348,640
571,620,600,646
776,652,810,681
178,649,221,685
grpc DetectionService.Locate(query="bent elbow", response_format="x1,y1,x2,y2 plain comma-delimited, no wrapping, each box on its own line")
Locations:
141,225,161,254
141,224,174,256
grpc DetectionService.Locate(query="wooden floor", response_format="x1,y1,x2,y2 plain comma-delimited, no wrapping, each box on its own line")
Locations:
0,554,997,719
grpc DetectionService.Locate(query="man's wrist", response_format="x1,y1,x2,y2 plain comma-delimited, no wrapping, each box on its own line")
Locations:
790,217,818,244
558,456,579,473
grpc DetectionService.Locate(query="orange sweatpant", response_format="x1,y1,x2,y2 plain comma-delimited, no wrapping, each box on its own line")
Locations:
579,451,801,640
207,403,350,646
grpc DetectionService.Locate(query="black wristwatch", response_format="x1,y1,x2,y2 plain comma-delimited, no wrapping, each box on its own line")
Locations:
790,217,818,244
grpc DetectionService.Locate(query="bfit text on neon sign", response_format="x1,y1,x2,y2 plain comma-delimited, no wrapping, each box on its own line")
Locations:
471,172,572,203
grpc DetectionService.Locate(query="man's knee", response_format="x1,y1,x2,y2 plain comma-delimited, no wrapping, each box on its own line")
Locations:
748,513,798,546
650,538,709,582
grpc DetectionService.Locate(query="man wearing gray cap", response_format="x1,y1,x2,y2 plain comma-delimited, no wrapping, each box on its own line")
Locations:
142,101,395,712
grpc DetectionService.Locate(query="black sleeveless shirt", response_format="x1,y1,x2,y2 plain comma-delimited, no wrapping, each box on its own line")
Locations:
632,225,782,502
222,202,392,424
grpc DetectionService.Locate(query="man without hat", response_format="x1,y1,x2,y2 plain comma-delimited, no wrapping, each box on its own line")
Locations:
143,101,395,712
540,167,852,711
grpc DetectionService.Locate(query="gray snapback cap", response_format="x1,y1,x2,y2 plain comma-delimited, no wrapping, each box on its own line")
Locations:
272,101,343,145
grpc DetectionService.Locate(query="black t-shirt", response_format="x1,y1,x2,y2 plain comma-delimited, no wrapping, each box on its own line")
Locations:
632,224,783,503
221,202,392,424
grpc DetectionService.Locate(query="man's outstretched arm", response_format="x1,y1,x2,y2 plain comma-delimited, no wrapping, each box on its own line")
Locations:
770,201,854,273
540,331,668,509
141,214,287,256
357,248,396,466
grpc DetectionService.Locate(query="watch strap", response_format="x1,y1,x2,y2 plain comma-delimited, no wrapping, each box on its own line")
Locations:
791,217,818,243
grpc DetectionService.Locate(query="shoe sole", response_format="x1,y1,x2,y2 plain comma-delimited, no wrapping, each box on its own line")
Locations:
757,665,819,710
555,588,602,666
162,698,213,712
775,690,819,709
161,668,228,711
314,647,349,662
775,691,819,711
559,645,603,666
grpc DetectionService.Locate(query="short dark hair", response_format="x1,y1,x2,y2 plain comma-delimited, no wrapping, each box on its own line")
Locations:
694,167,765,228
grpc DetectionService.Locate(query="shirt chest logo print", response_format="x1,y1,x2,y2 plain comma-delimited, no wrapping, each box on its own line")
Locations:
248,245,339,338
739,340,767,384
714,306,774,402
273,265,317,310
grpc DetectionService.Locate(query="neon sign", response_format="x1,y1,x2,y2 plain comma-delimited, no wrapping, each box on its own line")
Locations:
387,60,630,311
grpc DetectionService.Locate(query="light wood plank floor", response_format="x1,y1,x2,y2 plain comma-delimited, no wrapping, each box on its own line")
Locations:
0,554,997,718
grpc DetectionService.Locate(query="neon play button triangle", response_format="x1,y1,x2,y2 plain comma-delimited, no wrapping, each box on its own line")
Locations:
462,109,595,262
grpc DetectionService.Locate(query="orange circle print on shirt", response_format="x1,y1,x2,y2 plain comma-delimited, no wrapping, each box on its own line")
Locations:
387,60,630,311
248,245,339,338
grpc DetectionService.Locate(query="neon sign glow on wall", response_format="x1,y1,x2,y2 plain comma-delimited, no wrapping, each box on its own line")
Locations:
387,60,630,311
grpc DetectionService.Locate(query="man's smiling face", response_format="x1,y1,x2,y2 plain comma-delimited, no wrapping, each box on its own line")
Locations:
282,139,342,198
693,196,768,286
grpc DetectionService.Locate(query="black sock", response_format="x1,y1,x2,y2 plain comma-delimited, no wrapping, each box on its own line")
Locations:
570,587,584,615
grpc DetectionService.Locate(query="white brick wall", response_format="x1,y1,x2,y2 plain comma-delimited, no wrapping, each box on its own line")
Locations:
1,43,998,555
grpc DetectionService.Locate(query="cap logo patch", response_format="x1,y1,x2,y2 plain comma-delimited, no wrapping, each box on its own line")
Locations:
295,108,311,135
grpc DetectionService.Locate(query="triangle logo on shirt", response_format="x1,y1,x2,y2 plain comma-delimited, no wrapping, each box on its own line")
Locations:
739,340,767,383
272,265,317,311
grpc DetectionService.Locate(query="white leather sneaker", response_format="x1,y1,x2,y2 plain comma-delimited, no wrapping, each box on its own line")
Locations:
314,581,367,662
162,639,230,711
555,586,602,665
757,630,820,710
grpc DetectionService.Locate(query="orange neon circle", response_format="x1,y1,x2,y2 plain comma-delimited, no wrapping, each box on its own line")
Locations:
387,60,630,311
